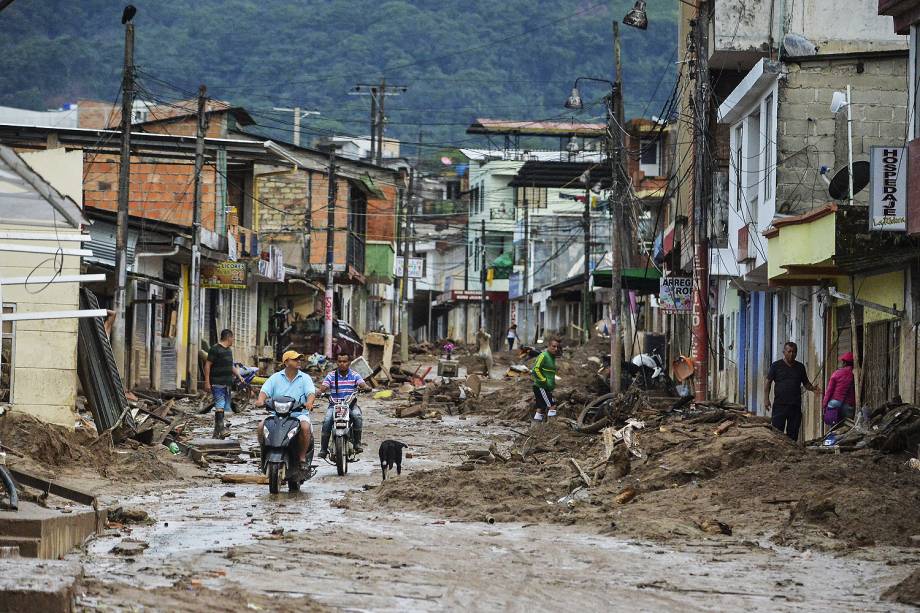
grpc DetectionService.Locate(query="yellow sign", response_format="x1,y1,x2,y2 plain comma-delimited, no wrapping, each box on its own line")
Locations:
201,262,247,289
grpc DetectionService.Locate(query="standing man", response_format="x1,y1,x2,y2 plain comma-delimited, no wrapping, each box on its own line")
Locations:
531,336,562,422
764,341,821,441
506,324,520,352
256,351,316,471
204,329,244,439
318,352,371,459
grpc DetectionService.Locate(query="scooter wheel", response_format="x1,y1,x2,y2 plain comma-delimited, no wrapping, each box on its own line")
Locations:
268,463,281,494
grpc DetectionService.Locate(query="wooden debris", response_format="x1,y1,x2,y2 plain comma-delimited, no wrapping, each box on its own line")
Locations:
219,473,269,485
395,405,425,418
569,458,592,488
698,519,732,535
713,420,735,436
614,487,637,505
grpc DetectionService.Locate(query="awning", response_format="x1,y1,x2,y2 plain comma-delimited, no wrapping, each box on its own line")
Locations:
351,175,386,199
508,161,613,189
592,267,662,294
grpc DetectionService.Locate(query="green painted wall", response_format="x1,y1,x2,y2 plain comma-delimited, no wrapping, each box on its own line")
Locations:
365,242,395,282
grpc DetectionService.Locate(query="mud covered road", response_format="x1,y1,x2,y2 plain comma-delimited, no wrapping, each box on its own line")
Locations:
73,395,918,611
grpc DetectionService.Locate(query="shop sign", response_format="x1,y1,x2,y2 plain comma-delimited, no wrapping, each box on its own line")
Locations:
201,261,247,289
869,146,908,232
659,276,692,313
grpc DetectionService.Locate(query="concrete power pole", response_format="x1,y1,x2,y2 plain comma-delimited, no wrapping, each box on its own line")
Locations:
479,219,486,332
323,146,338,358
522,196,530,345
186,85,208,393
112,14,135,379
582,185,592,344
609,22,625,393
691,7,711,401
399,170,413,362
272,107,320,147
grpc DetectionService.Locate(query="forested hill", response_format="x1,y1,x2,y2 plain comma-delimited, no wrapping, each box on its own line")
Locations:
0,0,677,154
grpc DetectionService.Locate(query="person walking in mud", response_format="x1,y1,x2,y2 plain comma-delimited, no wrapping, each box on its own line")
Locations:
506,324,519,352
764,341,821,441
823,351,856,424
531,336,562,423
204,329,245,438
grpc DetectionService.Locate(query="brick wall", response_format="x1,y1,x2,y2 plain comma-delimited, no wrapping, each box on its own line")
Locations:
83,156,218,230
366,183,397,242
777,55,908,212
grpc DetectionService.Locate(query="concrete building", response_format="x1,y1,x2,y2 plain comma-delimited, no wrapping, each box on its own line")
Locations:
0,145,88,426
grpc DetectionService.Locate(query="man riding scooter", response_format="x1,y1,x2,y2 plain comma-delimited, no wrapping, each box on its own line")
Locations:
318,352,371,459
256,351,316,473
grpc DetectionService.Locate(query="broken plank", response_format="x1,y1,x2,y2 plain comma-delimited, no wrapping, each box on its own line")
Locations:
569,457,592,488
219,474,269,485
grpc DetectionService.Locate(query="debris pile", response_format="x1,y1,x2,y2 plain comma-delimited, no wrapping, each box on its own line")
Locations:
811,398,920,454
362,390,920,552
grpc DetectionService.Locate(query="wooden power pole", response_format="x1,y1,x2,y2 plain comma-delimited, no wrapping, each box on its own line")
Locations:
323,146,338,358
609,21,625,393
186,85,208,392
112,13,135,378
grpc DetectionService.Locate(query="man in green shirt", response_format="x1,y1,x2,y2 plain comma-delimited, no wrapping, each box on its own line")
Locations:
204,329,243,439
531,337,562,422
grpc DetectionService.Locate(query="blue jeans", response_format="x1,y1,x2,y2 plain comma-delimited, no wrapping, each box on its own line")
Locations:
322,404,363,444
827,399,854,420
212,385,230,411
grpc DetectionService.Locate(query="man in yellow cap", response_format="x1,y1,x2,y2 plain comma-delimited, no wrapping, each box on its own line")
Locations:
256,351,316,470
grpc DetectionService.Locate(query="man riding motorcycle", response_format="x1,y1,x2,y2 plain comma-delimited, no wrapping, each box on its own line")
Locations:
256,351,316,472
318,352,371,459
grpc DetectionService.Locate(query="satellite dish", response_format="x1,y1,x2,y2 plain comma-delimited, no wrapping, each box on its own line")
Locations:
827,160,870,200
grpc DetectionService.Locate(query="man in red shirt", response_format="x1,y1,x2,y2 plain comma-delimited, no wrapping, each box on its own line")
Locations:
823,351,856,424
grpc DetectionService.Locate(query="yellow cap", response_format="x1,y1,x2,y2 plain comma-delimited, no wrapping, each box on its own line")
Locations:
281,350,304,363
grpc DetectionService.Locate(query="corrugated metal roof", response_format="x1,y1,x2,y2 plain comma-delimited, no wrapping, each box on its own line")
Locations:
85,219,137,269
467,118,606,136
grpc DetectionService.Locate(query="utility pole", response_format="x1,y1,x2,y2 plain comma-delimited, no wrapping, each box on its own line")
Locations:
690,6,711,401
186,85,208,393
522,196,530,346
323,146,338,358
399,170,413,362
272,107,320,147
377,79,387,165
582,185,592,344
302,172,313,278
609,21,625,393
369,88,377,162
112,12,135,379
463,223,470,343
391,186,402,335
348,82,407,163
479,219,486,331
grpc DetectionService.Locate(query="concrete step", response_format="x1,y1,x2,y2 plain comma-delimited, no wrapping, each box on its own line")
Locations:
0,558,80,612
0,502,103,558
0,536,40,558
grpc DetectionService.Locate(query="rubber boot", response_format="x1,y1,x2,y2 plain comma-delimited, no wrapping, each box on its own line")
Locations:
353,428,363,453
213,410,226,439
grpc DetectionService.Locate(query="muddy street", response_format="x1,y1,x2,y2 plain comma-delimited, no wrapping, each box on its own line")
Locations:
72,394,917,612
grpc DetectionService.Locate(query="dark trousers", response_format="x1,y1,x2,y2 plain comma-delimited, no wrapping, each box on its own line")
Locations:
771,404,802,441
507,338,515,351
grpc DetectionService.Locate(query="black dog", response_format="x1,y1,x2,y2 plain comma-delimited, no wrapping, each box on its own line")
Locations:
378,440,408,481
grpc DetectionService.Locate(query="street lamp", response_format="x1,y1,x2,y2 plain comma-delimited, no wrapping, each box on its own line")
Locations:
623,1,648,30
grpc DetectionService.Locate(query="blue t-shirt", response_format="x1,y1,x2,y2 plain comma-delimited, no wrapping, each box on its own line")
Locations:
261,369,316,410
322,369,364,405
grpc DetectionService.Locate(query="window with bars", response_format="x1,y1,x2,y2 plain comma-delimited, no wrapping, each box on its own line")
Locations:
1,304,14,403
230,291,251,363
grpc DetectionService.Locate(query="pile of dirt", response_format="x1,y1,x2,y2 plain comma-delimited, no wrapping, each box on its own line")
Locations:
882,569,920,607
356,401,920,552
0,411,177,482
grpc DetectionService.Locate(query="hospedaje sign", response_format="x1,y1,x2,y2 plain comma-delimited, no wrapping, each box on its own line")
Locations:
869,146,908,232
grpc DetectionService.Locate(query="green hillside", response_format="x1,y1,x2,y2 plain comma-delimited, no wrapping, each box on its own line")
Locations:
0,0,677,154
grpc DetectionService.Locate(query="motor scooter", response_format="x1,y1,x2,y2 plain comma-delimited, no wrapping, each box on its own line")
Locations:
261,396,314,494
326,391,360,476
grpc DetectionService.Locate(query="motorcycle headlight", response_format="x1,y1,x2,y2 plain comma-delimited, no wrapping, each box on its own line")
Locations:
262,426,270,440
274,401,293,415
286,426,299,440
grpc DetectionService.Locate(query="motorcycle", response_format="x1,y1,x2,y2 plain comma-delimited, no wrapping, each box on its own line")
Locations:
326,391,360,476
627,349,677,395
261,396,314,494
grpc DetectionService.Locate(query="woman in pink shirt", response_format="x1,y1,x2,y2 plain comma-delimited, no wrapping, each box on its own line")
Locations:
823,352,856,424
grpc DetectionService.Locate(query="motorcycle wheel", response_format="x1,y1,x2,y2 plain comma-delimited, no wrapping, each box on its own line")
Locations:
268,463,281,494
577,392,618,432
334,436,346,476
